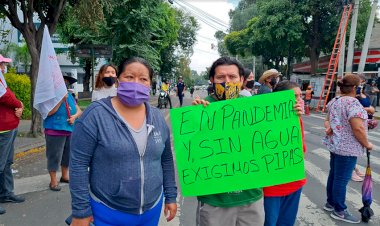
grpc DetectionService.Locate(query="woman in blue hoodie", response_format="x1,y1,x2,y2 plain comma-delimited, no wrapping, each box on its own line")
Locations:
69,57,177,226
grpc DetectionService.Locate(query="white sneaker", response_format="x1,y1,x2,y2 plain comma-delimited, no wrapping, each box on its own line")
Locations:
351,170,364,182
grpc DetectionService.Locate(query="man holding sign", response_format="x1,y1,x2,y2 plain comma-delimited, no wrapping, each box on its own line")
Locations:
171,57,304,226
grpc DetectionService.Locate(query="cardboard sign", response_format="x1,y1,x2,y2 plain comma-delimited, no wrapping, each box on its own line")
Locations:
170,90,305,196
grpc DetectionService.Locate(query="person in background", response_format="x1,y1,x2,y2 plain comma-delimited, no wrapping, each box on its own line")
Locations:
190,86,195,98
159,79,172,109
69,57,177,226
257,69,280,94
323,74,372,224
92,64,118,102
44,74,82,191
152,79,157,96
351,75,375,182
369,80,379,111
304,85,314,115
0,55,25,215
263,81,307,226
176,76,186,107
239,68,255,97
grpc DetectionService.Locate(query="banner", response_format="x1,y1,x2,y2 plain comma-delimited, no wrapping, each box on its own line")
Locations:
33,26,67,119
0,71,6,98
170,90,305,196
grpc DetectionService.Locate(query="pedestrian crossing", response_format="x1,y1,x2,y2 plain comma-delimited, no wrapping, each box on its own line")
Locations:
297,129,380,225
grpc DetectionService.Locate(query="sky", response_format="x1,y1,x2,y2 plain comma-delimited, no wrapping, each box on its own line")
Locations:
174,0,236,73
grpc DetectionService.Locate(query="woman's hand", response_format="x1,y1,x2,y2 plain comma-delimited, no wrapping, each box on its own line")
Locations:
325,127,333,136
293,103,303,116
366,142,374,151
192,96,209,107
15,107,23,118
67,115,76,125
70,216,93,226
164,203,177,222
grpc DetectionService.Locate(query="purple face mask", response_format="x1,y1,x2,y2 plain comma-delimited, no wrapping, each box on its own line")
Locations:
117,82,150,107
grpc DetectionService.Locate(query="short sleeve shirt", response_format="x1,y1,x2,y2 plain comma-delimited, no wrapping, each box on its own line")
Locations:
323,96,368,156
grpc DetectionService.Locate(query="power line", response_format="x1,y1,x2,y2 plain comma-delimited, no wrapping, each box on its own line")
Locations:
173,1,228,31
176,0,228,29
197,34,216,42
176,0,229,28
194,48,220,56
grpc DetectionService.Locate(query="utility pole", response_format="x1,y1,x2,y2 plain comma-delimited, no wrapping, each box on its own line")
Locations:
338,10,348,77
358,0,378,73
346,0,359,73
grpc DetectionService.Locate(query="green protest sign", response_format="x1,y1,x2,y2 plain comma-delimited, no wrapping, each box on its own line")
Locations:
170,90,305,197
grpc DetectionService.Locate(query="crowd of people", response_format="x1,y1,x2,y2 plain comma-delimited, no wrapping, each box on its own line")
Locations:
0,54,375,225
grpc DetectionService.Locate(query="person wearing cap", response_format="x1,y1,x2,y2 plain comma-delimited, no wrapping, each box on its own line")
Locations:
43,74,82,191
192,57,304,226
176,76,186,107
239,68,255,97
0,55,25,214
257,69,280,95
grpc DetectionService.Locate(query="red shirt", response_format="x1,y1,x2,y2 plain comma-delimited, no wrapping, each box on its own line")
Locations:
263,118,307,197
0,87,22,131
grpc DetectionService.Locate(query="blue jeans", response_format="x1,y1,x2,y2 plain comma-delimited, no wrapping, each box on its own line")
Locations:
90,195,163,226
264,188,302,226
0,129,17,198
326,152,357,212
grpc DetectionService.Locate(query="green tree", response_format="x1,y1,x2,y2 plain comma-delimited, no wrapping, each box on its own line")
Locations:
0,0,67,136
9,43,32,73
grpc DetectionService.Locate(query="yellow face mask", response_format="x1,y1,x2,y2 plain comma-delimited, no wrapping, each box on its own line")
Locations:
213,82,241,100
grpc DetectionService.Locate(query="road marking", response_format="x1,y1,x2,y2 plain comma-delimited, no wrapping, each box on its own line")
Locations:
311,148,380,184
304,131,310,135
304,158,380,222
297,193,338,226
309,114,326,120
311,126,325,130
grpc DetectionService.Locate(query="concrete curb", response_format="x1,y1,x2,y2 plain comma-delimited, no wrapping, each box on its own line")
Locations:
14,145,46,160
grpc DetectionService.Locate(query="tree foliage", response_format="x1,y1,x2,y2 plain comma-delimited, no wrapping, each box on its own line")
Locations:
223,0,372,74
58,0,198,84
0,0,67,136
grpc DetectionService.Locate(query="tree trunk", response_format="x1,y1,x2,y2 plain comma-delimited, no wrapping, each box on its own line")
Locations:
28,42,42,137
287,43,293,80
309,14,321,75
309,46,319,75
83,59,92,92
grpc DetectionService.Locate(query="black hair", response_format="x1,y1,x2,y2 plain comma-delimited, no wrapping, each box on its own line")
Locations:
243,68,252,80
209,57,244,79
117,57,154,80
273,81,299,92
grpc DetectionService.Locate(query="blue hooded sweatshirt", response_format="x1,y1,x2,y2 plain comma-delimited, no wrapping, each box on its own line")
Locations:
69,97,177,218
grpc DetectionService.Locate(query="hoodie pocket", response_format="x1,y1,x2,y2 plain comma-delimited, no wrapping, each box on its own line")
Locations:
111,179,140,207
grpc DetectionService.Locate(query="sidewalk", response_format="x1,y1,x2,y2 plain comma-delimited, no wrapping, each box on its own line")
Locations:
14,120,45,155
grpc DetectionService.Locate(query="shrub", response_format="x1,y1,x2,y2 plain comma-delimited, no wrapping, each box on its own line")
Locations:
4,72,31,119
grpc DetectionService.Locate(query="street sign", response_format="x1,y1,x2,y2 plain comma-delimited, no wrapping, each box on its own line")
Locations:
74,45,112,58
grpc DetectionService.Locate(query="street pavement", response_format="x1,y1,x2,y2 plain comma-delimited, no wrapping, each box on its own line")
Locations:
1,90,380,226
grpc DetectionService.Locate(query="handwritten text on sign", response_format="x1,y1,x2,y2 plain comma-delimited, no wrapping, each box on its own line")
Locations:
170,90,305,196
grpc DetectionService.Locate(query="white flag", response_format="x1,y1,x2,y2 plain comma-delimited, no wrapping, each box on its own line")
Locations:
33,26,67,119
0,71,7,98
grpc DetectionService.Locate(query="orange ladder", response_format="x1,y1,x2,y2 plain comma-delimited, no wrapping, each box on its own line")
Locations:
316,4,353,112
